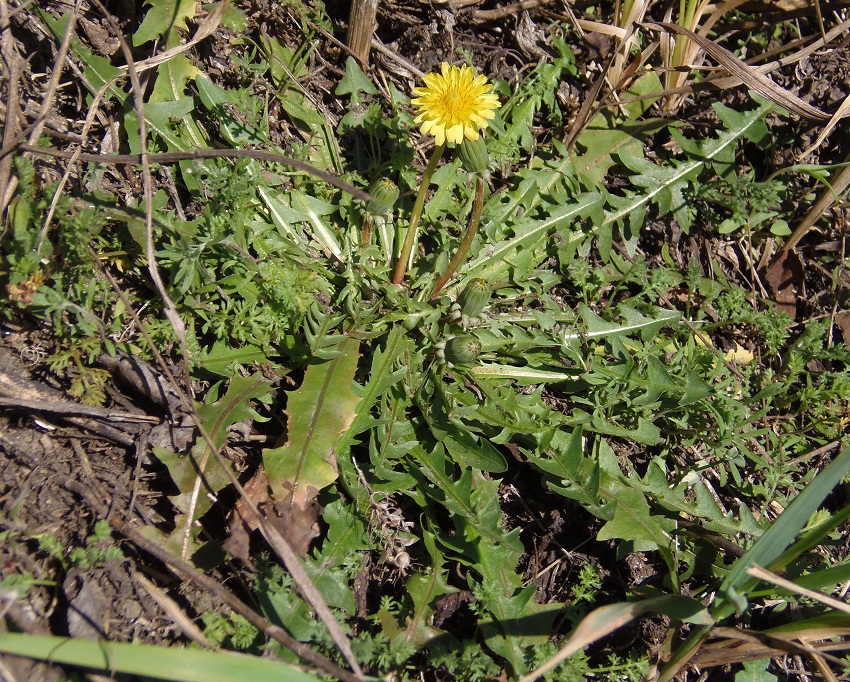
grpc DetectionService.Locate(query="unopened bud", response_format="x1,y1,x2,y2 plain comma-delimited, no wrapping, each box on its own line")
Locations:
443,334,482,365
457,278,491,319
365,178,399,217
457,137,491,176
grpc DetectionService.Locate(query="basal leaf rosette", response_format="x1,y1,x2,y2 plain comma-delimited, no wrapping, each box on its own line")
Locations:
411,62,501,146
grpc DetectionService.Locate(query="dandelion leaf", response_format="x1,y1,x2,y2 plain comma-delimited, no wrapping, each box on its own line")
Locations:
263,338,361,555
134,0,199,46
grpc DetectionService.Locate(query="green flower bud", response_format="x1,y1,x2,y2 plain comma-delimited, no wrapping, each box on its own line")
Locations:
457,278,491,319
443,334,482,366
457,137,491,176
364,178,399,217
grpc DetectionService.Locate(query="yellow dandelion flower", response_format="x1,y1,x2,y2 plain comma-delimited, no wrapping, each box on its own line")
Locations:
411,62,501,147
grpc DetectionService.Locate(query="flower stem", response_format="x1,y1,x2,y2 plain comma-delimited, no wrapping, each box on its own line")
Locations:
392,143,445,285
430,176,484,299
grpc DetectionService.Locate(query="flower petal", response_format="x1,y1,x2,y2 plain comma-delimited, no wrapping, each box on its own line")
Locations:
410,63,501,145
433,126,446,146
445,123,464,144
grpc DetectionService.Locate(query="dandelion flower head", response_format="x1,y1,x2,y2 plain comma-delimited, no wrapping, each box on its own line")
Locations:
411,62,501,147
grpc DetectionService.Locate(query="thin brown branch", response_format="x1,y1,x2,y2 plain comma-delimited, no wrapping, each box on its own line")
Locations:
16,144,372,202
471,0,553,21
779,150,850,256
26,0,79,146
642,21,833,121
0,396,159,422
0,0,22,215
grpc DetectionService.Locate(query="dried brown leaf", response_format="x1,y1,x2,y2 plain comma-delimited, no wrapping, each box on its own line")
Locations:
764,249,803,319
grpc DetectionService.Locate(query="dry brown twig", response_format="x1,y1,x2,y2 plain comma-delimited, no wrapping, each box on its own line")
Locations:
35,35,123,253
778,152,850,257
0,0,22,215
642,21,834,121
134,572,214,648
691,625,850,670
470,0,554,21
16,145,371,201
0,396,158,422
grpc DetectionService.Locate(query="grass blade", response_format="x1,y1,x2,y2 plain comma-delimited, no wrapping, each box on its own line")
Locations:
0,633,323,682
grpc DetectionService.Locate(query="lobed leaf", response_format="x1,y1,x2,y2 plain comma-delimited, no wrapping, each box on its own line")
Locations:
465,192,604,282
562,305,681,345
602,99,776,236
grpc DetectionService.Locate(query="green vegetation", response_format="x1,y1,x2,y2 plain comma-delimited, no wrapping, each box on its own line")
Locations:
1,1,849,681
